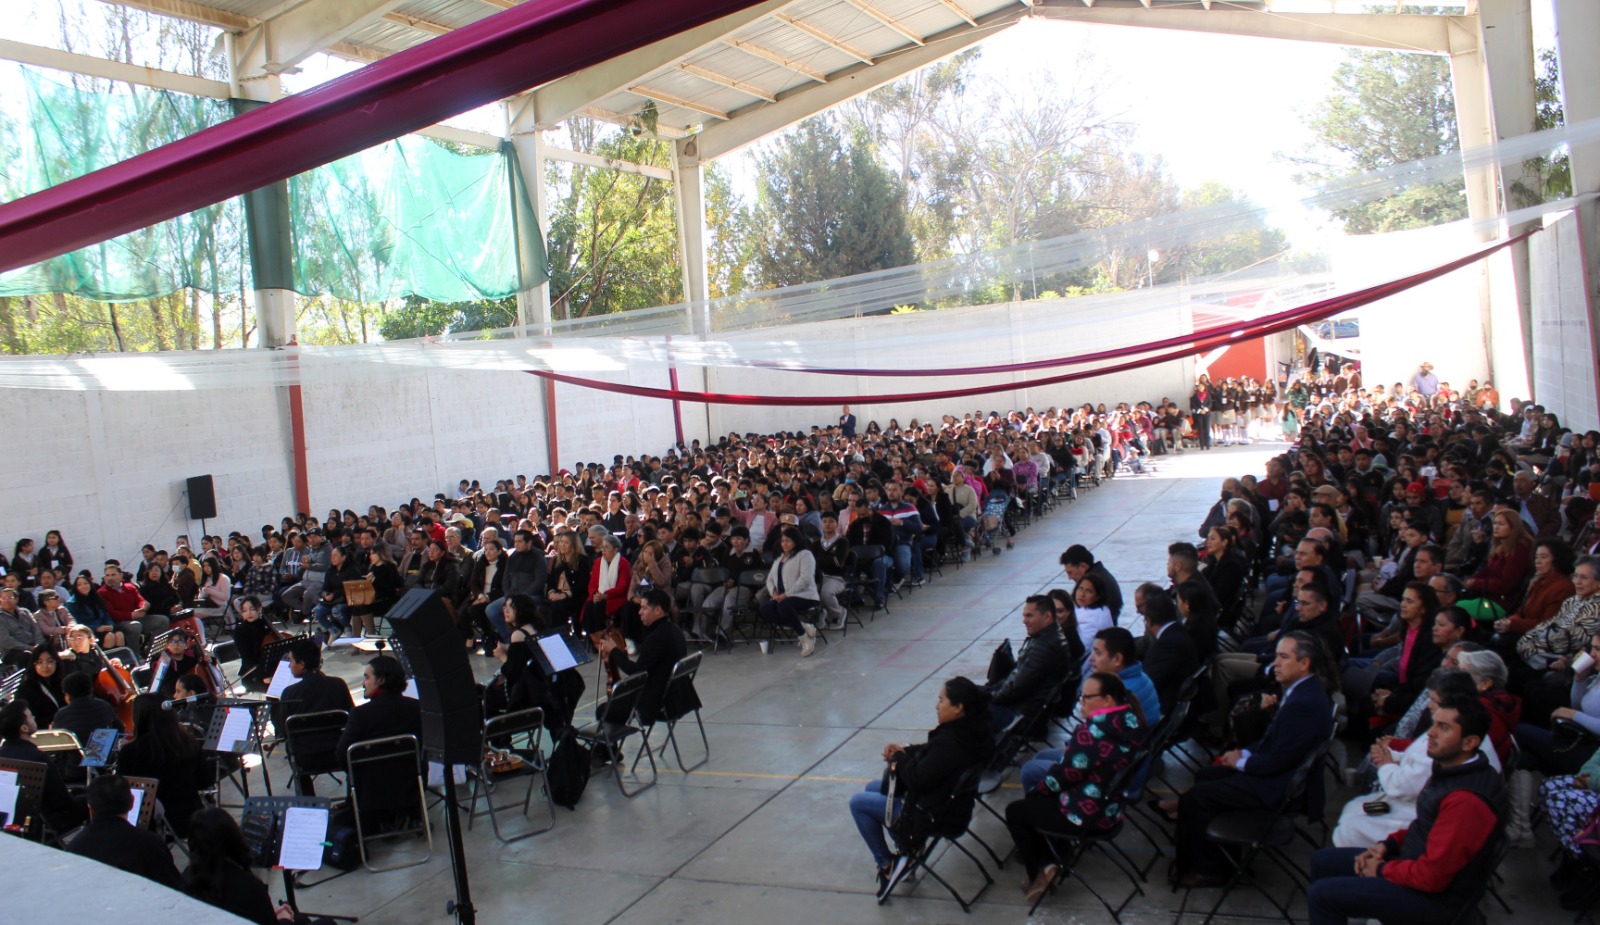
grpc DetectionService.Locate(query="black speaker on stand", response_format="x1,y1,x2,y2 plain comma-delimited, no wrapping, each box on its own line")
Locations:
187,474,217,537
386,589,481,925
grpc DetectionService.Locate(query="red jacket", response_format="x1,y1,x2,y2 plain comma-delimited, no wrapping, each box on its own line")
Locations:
96,581,146,622
587,554,632,617
1467,544,1532,611
1381,791,1497,893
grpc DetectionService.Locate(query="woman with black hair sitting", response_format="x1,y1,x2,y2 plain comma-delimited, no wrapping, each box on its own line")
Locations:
848,675,993,892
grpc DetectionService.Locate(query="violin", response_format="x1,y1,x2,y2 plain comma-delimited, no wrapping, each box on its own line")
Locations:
89,639,137,733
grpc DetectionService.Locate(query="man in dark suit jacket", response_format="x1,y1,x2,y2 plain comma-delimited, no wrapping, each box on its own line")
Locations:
337,655,424,822
1141,594,1198,715
67,774,180,887
1170,631,1334,885
276,638,355,795
0,701,85,831
596,589,695,730
838,405,857,438
1061,544,1124,619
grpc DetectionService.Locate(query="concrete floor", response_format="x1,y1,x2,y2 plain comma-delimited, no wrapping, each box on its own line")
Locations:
197,445,1571,922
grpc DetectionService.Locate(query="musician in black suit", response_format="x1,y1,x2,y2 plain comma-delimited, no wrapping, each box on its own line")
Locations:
276,638,354,795
66,774,180,887
1167,631,1335,885
336,654,422,759
594,588,697,761
0,701,85,831
337,655,424,826
1141,593,1198,714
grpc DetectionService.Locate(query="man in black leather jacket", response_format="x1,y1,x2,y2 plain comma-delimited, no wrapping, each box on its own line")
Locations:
986,595,1071,731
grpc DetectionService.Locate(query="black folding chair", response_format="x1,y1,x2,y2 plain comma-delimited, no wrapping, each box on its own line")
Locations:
467,707,554,843
1027,755,1152,921
1190,711,1339,925
282,709,349,796
727,568,768,646
878,763,996,913
633,651,709,772
848,544,888,617
577,670,658,797
346,733,433,872
680,567,728,648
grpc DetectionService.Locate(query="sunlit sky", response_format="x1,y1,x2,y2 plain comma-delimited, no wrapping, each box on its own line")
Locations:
7,0,1561,251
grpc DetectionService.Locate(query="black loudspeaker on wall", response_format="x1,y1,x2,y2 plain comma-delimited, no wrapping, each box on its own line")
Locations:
186,474,217,520
385,588,484,765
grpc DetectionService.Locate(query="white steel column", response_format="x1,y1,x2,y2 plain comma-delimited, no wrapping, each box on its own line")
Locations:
1555,0,1600,305
1447,5,1534,399
673,138,714,444
506,99,553,336
1477,0,1538,397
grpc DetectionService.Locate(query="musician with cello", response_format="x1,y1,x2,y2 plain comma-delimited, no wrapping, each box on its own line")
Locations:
149,627,225,698
231,595,280,690
57,624,137,732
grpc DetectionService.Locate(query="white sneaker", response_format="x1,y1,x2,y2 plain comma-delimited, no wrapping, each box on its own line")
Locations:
802,621,818,638
799,635,816,657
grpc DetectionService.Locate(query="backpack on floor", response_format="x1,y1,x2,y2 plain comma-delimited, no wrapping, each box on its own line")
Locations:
547,728,592,810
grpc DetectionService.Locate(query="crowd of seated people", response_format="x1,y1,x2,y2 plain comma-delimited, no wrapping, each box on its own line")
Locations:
0,398,1177,910
847,361,1598,923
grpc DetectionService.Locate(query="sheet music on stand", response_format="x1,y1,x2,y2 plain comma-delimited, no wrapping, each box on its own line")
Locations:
0,768,18,826
265,658,297,699
533,632,592,676
80,728,121,768
241,795,331,870
203,699,269,754
126,786,144,825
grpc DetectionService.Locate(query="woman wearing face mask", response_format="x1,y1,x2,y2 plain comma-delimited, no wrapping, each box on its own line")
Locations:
1003,671,1148,904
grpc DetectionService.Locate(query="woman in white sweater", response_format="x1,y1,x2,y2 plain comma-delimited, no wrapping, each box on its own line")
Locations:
1332,671,1501,848
760,526,821,657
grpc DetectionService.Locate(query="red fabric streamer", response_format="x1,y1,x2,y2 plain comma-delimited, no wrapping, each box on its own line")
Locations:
0,0,765,275
527,231,1533,406
730,230,1537,378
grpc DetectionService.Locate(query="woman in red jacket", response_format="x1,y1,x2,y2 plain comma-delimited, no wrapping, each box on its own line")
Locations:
1493,538,1576,640
583,532,631,635
1465,510,1533,612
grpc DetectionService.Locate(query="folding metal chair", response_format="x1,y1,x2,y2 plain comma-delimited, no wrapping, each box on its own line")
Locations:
346,733,433,872
680,567,728,649
282,709,349,797
1027,756,1152,921
848,544,888,617
878,763,996,913
102,645,142,668
635,652,709,772
1190,713,1339,925
467,707,555,842
577,671,657,797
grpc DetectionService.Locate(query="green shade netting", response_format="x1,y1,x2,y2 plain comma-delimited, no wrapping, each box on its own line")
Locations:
0,66,545,303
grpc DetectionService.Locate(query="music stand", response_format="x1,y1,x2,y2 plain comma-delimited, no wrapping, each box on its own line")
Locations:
241,795,358,923
202,699,276,801
0,758,46,840
123,775,159,829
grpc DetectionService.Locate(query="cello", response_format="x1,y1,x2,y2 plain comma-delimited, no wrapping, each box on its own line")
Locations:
90,639,138,733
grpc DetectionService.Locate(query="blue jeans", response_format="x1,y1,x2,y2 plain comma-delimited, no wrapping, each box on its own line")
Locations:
312,601,347,635
1306,847,1457,925
891,542,924,583
849,781,904,867
866,554,891,604
486,597,512,643
1021,748,1063,794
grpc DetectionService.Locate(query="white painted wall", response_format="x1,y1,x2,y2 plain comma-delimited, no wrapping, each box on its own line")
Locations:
1530,209,1600,432
1326,221,1490,400
701,297,1195,437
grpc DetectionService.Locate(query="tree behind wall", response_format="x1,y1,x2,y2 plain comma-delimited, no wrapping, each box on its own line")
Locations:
1296,49,1466,234
752,118,915,290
